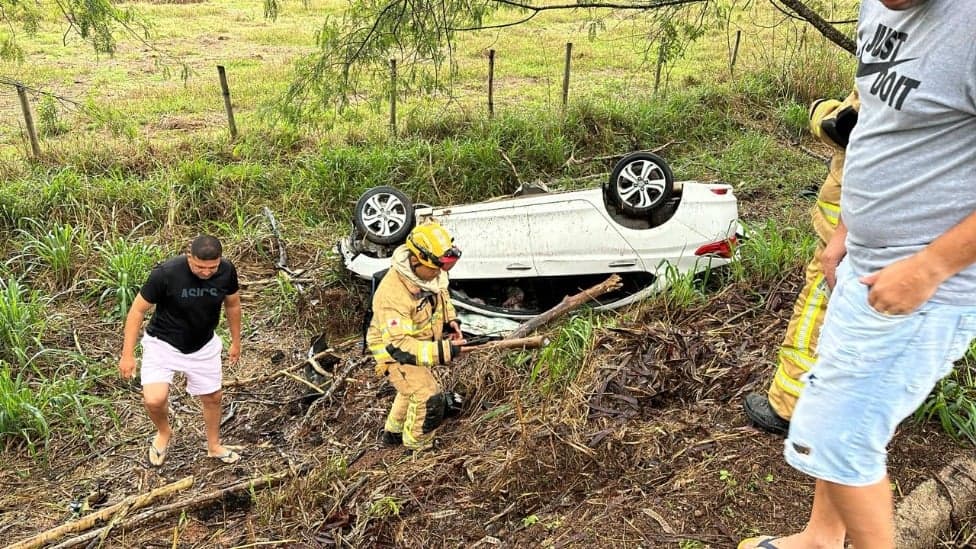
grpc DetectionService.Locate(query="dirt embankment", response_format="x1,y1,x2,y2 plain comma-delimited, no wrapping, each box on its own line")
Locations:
2,251,973,548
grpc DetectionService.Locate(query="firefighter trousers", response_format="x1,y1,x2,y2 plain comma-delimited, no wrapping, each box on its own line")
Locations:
383,362,440,449
766,153,842,421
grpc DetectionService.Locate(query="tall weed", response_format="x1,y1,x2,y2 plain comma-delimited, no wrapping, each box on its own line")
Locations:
732,219,816,284
90,239,164,321
16,220,89,290
660,262,707,309
37,96,70,138
531,312,599,394
915,341,976,446
39,168,86,222
0,277,47,369
0,361,117,454
747,16,856,105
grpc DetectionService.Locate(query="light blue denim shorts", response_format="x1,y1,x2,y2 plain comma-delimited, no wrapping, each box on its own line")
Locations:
784,259,976,486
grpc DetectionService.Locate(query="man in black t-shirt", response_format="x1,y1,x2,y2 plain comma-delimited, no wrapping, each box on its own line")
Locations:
119,235,243,466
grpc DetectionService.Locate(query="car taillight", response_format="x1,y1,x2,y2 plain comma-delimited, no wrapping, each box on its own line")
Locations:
695,236,737,258
710,187,729,195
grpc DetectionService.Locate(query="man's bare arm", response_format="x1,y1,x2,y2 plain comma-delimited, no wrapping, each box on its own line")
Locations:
225,292,242,365
119,294,154,379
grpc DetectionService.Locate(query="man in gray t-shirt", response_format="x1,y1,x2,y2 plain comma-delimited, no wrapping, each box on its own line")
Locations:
739,1,976,549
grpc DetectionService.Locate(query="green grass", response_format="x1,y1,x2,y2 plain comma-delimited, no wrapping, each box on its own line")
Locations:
915,342,976,446
1,0,856,159
732,219,817,285
261,271,301,324
15,219,89,291
89,238,164,321
0,277,48,369
531,311,601,394
660,263,708,309
0,360,117,454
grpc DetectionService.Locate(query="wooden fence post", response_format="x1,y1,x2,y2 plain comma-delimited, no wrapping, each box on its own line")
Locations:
488,49,495,118
216,65,238,139
562,42,573,110
390,58,397,138
16,85,41,159
730,30,742,77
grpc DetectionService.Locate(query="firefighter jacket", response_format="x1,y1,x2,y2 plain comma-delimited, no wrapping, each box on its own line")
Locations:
367,245,459,375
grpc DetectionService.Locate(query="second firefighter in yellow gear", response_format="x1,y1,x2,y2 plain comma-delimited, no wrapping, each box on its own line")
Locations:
744,88,860,435
366,221,465,450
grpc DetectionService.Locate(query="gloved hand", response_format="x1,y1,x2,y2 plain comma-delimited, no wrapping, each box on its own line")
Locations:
809,92,860,150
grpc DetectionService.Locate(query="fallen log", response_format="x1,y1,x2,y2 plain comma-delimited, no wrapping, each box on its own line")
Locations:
8,476,193,549
507,274,623,339
462,335,549,353
49,470,292,549
895,456,976,549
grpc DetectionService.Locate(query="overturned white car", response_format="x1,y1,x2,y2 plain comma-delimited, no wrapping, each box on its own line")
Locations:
338,152,740,320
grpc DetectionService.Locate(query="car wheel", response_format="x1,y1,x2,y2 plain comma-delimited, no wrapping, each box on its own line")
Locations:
353,186,415,245
608,152,674,216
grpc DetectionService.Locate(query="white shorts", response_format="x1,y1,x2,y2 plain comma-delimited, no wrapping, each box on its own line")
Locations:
140,333,223,396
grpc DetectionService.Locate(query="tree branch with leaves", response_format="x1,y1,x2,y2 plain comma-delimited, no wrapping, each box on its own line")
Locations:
278,0,856,123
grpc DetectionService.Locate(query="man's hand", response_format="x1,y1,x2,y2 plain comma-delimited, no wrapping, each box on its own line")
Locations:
822,223,848,290
119,355,136,379
860,253,943,315
228,341,241,365
447,320,464,343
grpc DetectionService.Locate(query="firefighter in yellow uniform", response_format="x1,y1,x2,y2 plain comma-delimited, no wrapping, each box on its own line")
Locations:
367,221,465,450
743,89,860,435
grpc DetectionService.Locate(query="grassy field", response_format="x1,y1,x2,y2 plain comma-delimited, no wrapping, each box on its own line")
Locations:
1,1,855,161
7,0,976,547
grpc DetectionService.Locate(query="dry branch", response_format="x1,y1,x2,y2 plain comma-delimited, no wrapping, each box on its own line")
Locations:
8,476,193,549
462,335,548,353
321,356,369,401
263,207,288,271
302,356,371,423
50,471,292,549
508,274,623,339
224,349,336,388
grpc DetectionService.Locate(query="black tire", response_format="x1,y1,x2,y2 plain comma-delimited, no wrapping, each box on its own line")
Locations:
353,186,415,245
607,152,674,216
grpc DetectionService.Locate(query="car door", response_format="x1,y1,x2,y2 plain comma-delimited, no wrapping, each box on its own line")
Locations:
524,193,645,276
429,202,537,279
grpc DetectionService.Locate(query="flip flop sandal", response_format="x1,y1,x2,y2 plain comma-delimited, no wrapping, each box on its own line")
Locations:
209,450,241,464
148,437,169,467
737,537,782,549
